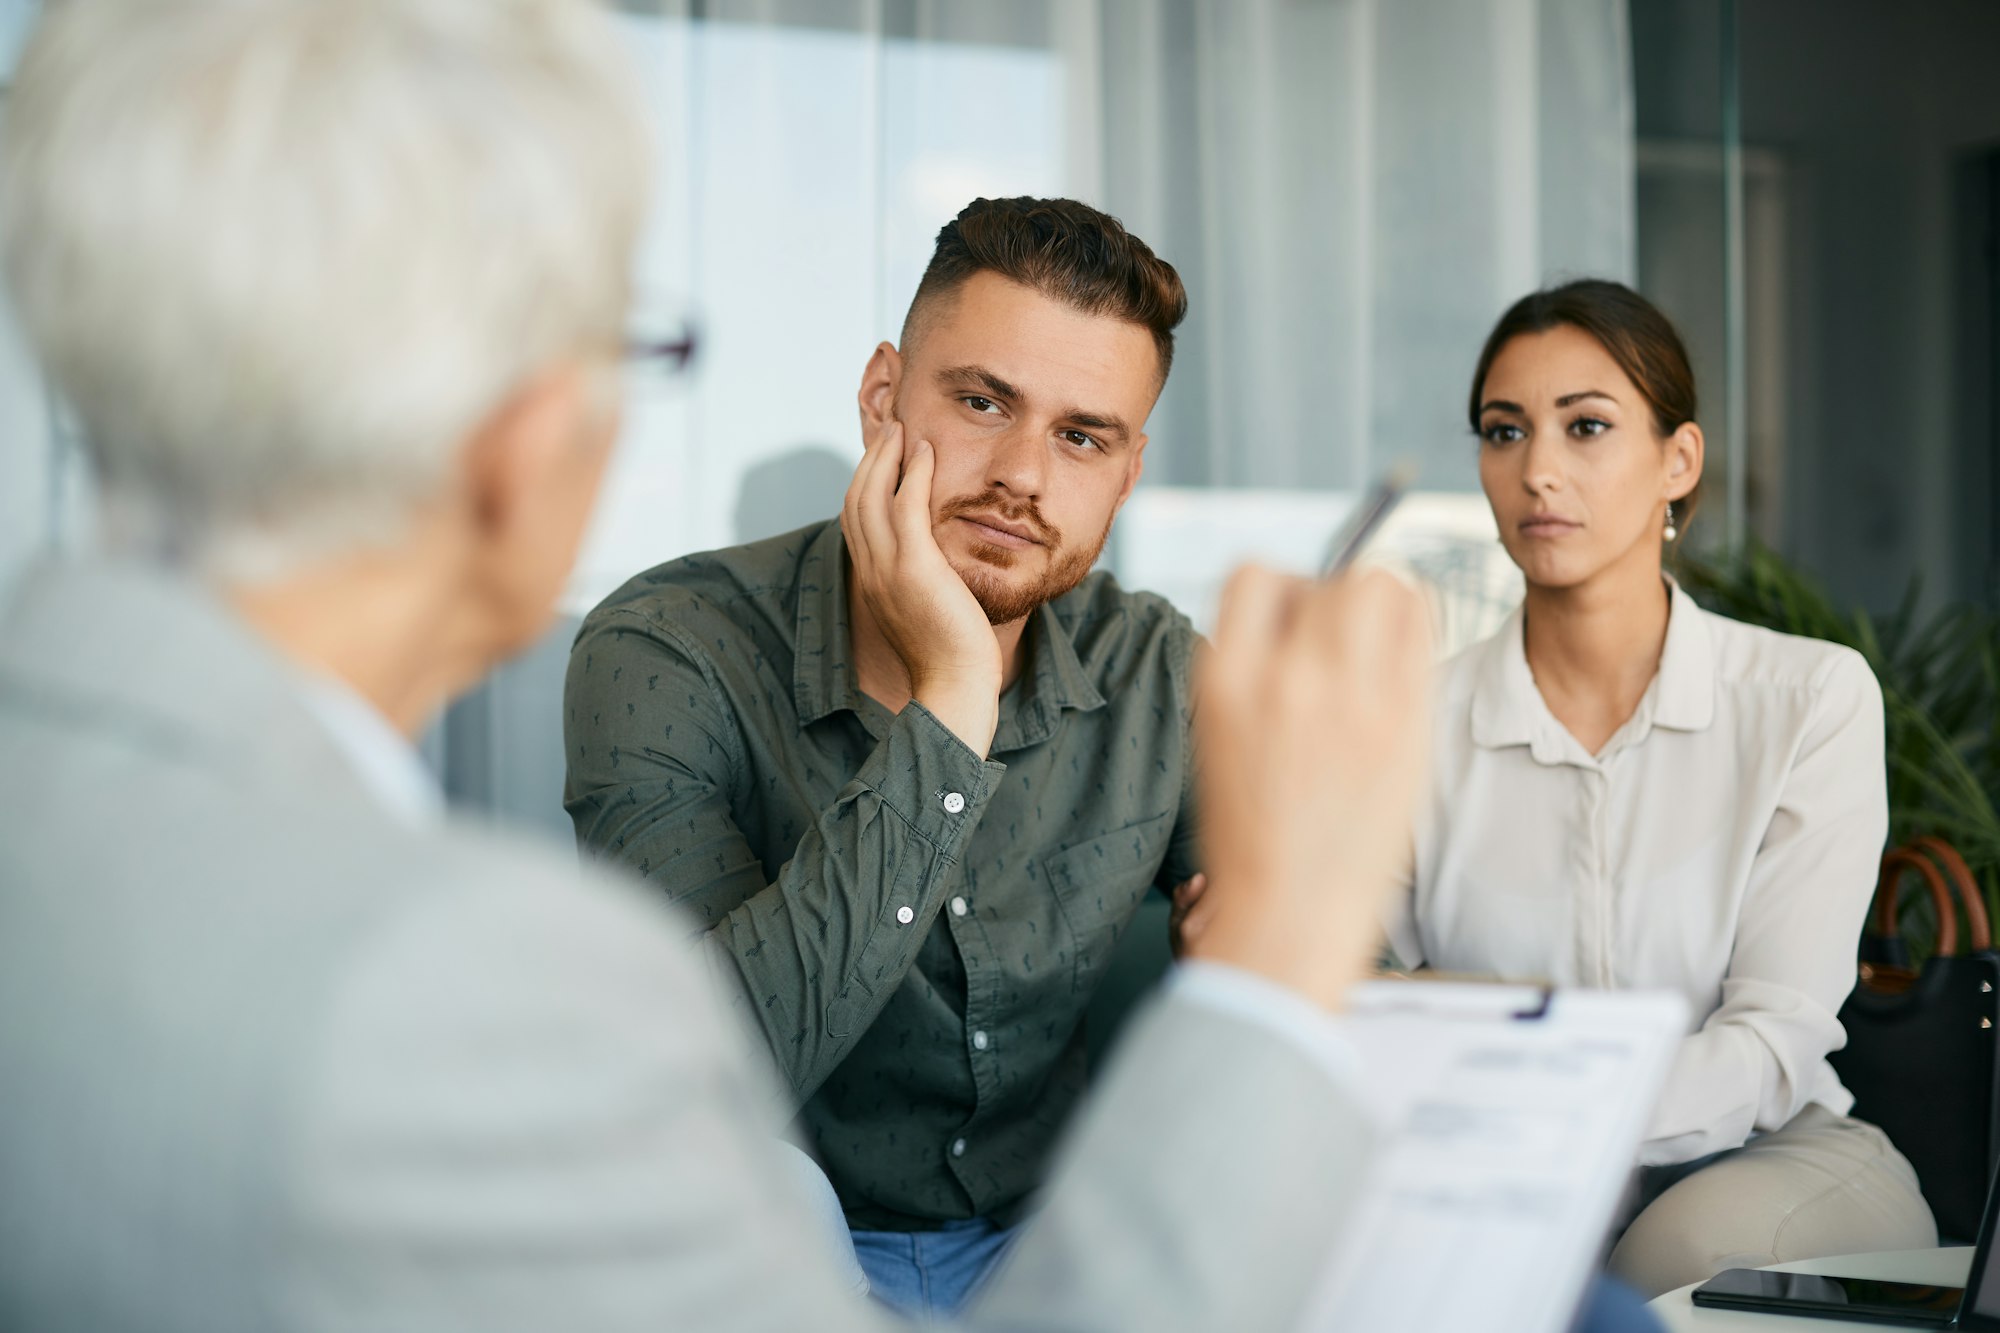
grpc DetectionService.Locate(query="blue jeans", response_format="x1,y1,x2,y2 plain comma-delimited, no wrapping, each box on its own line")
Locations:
784,1142,1655,1328
1574,1276,1665,1333
849,1220,1650,1328
850,1218,1020,1319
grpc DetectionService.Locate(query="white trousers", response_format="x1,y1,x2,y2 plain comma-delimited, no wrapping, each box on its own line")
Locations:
1608,1104,1938,1299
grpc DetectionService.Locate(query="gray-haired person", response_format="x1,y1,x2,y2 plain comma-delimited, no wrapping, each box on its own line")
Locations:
0,2,1443,1331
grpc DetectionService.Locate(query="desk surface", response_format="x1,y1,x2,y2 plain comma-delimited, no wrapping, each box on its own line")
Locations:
1649,1248,1975,1332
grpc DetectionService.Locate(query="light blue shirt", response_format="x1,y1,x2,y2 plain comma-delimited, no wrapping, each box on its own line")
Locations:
295,671,443,827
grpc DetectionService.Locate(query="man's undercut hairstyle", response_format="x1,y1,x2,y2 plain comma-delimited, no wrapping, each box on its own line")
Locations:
903,197,1188,385
0,0,649,579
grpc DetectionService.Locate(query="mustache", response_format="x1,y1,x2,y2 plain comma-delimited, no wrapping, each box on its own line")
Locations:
936,492,1061,547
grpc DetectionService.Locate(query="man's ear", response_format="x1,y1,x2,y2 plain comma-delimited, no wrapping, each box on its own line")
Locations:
1113,433,1150,514
857,341,902,434
1664,421,1704,503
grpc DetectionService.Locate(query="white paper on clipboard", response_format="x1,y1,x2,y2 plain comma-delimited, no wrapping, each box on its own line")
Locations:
1299,982,1688,1333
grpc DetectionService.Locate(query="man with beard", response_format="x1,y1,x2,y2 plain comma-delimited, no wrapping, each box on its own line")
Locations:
564,196,1207,1316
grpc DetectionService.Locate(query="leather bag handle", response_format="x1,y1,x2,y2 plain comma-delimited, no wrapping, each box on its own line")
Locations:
1910,835,1992,951
1871,849,1959,957
1868,838,1992,957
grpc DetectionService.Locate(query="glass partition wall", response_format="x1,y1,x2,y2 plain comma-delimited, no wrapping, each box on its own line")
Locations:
3,0,1802,832
469,0,1646,829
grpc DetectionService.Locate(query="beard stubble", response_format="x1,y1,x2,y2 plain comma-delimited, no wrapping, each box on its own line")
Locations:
935,490,1114,625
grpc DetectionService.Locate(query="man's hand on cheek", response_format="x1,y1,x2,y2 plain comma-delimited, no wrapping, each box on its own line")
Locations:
842,420,1003,755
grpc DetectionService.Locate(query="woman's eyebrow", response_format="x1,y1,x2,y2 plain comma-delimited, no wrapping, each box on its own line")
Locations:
1554,390,1619,408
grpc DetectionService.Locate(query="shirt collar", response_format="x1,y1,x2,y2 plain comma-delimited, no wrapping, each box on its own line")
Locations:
294,670,444,827
790,517,1106,746
1470,575,1716,759
1651,577,1716,732
995,599,1107,751
1468,601,1544,753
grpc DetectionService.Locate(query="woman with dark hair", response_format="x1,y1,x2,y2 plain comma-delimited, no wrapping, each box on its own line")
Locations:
1387,279,1937,1297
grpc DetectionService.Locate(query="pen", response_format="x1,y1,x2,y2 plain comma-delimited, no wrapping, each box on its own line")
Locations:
1318,462,1416,576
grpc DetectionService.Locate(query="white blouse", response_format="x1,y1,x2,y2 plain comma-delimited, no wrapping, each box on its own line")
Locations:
1388,581,1887,1166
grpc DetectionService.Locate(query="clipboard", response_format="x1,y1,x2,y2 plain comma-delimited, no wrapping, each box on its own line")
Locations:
1299,981,1688,1333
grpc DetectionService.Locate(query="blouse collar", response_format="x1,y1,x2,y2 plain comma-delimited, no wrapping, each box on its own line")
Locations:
1470,576,1716,764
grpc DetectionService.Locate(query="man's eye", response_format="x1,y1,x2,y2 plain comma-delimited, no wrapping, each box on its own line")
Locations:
1060,429,1102,451
1480,422,1524,445
1570,417,1610,438
963,395,999,414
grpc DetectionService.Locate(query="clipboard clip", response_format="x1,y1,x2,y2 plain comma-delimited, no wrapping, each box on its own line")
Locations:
1510,986,1555,1021
1348,979,1557,1023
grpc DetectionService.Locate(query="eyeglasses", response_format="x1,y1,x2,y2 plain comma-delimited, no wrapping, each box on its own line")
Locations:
624,322,699,376
623,290,700,380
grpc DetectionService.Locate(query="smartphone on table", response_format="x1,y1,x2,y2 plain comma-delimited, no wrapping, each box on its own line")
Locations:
1690,1268,1961,1326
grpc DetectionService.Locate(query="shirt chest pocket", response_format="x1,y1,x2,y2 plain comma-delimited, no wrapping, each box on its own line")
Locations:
1042,810,1174,992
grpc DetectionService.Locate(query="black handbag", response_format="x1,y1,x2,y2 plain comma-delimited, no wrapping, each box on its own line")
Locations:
1831,836,2000,1242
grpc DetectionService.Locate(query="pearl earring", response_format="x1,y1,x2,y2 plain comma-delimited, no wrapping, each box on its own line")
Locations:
1663,502,1679,543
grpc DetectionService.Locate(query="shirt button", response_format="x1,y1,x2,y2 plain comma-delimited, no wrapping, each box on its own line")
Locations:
951,1138,967,1158
895,905,914,925
942,791,966,814
950,896,968,917
972,1030,989,1051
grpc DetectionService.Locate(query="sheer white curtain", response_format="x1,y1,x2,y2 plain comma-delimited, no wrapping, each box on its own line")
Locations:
1088,0,1632,637
1099,0,1634,492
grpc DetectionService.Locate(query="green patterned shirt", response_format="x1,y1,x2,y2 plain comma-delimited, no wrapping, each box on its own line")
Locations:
563,518,1200,1230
